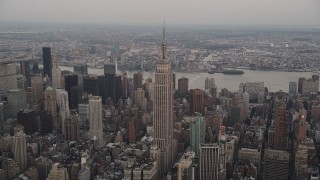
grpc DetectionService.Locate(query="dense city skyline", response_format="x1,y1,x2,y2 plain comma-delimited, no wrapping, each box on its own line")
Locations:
0,1,320,179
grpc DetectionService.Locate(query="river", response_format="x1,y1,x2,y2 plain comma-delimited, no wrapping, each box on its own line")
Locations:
60,66,318,92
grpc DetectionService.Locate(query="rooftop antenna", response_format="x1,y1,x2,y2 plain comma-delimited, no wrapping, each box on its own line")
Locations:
161,20,167,60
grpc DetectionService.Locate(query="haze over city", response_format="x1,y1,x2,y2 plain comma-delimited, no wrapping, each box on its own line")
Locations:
1,0,320,26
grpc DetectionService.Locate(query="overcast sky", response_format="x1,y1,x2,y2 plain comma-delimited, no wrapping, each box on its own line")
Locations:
0,0,320,26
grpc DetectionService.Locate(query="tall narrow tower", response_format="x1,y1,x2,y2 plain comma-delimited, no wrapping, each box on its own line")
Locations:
42,47,52,79
89,96,104,146
13,131,27,171
153,23,176,177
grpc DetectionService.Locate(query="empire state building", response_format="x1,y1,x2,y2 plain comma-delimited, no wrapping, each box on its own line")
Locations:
153,24,176,178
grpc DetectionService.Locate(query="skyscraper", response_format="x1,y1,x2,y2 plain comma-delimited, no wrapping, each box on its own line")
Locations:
74,64,88,76
122,73,128,98
263,149,289,180
115,75,123,100
128,119,136,143
89,96,104,146
83,75,99,96
297,76,319,95
20,60,30,86
190,89,205,115
289,81,297,94
104,63,117,75
199,144,220,180
42,47,52,79
57,90,70,135
132,88,146,109
172,73,176,89
47,163,69,180
40,111,52,134
7,89,27,119
0,61,17,94
13,131,27,171
64,74,79,109
152,24,176,177
205,77,215,90
28,74,44,114
51,56,62,89
178,77,189,97
63,110,80,141
190,114,206,154
17,109,37,135
274,102,288,150
44,86,58,130
133,72,143,91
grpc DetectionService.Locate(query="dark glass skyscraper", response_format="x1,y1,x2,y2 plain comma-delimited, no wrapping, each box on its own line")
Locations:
65,74,79,109
17,109,37,135
42,47,52,79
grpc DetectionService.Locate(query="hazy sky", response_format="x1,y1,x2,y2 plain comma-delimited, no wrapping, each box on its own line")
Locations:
1,0,320,26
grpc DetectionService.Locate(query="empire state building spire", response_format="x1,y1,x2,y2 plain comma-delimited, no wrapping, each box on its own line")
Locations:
152,23,176,178
161,21,167,60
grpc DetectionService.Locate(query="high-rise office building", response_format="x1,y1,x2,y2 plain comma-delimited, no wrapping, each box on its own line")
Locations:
104,63,117,75
205,77,215,90
42,47,52,79
17,75,27,90
78,102,89,124
128,78,134,98
289,81,297,94
190,89,205,115
44,86,57,130
83,75,99,96
47,163,69,180
57,90,70,135
70,86,81,110
190,114,205,154
199,144,220,180
115,75,123,100
28,74,44,114
89,96,104,146
244,82,265,100
65,74,79,109
122,73,128,98
133,72,143,91
20,60,30,78
132,88,146,108
0,61,17,94
152,25,176,177
17,109,37,135
13,131,27,171
63,111,80,141
0,102,7,132
274,102,288,150
177,150,195,180
178,77,189,97
7,89,27,119
51,56,62,89
229,106,241,127
40,111,52,134
105,74,117,102
298,76,319,95
263,149,289,180
172,73,176,89
74,64,88,76
20,60,31,86
31,61,40,74
128,119,136,143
